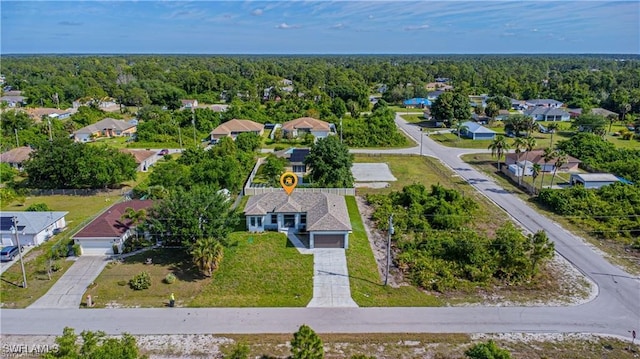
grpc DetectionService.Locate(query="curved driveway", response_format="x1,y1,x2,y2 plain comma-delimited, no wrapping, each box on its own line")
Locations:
1,115,638,337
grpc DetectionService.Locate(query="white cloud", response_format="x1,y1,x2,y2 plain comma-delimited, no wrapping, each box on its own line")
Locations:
404,24,429,31
251,8,263,16
330,23,346,30
276,23,300,29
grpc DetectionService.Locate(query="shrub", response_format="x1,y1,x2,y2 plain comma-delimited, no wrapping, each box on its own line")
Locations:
112,244,119,255
164,273,176,284
51,261,62,272
129,271,151,290
72,244,82,256
465,340,511,359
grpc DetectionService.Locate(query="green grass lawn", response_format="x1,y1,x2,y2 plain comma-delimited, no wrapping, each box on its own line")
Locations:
400,114,426,123
1,193,124,308
344,197,442,307
86,232,314,308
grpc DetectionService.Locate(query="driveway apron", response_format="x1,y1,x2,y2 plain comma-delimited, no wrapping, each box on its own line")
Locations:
307,249,358,308
28,256,109,309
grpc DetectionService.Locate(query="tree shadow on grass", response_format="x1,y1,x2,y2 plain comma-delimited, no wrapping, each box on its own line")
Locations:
1,277,23,288
123,248,206,282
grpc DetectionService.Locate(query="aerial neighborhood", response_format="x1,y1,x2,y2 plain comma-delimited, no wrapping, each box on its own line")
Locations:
1,54,639,357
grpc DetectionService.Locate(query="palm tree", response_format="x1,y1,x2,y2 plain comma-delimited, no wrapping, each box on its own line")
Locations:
452,119,469,141
488,135,510,171
524,116,537,137
539,148,556,191
550,151,568,188
521,136,537,177
531,163,542,194
512,138,526,184
121,207,147,242
546,122,559,148
191,237,224,277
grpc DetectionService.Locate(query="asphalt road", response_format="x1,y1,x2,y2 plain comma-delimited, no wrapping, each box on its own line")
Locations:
1,115,638,337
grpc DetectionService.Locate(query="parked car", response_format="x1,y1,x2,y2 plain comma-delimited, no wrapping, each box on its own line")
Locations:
0,246,20,261
158,149,169,156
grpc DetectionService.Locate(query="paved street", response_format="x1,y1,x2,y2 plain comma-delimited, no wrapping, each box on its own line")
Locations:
1,114,639,337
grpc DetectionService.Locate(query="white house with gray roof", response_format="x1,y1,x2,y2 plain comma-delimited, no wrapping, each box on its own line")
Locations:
244,192,352,248
0,211,68,247
525,107,571,122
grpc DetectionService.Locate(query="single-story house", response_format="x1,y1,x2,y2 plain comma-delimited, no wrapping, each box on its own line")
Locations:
181,99,198,109
524,107,571,122
72,97,118,110
244,192,352,249
505,150,581,172
510,98,527,111
282,117,333,140
73,200,154,255
0,146,34,170
427,91,444,101
568,107,619,119
26,107,75,121
495,110,511,121
525,99,564,108
275,148,310,182
569,173,621,189
403,98,431,108
72,118,137,142
460,121,496,140
1,95,27,107
210,104,228,112
210,119,264,143
0,211,68,247
119,149,158,172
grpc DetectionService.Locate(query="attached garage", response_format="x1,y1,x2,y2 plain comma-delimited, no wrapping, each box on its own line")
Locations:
74,239,115,256
311,233,347,249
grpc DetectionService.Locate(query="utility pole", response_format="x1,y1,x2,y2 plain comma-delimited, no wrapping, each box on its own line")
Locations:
11,216,28,288
14,128,19,147
420,128,423,156
47,118,53,141
178,126,183,150
340,117,343,143
384,214,394,286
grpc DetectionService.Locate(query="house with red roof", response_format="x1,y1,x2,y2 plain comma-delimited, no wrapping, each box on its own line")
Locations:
73,200,154,255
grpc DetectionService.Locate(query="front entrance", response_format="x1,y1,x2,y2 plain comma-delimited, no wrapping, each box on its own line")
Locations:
314,234,345,248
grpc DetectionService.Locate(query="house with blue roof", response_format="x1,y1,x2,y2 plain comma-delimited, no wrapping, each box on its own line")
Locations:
460,121,497,140
403,98,431,108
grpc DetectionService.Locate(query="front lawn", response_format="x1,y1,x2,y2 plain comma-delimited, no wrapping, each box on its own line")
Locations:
85,232,313,308
345,197,442,307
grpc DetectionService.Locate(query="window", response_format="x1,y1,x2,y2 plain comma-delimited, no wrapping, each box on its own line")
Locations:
271,214,278,223
300,214,307,224
283,214,295,227
250,217,256,226
257,217,262,226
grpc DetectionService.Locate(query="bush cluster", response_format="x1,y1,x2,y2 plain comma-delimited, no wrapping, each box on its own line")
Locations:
129,271,151,290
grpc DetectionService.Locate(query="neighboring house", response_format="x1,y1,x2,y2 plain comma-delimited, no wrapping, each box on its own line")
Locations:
525,99,564,108
425,82,453,91
119,149,157,172
275,148,311,182
0,211,68,247
282,117,333,139
568,107,618,119
505,150,581,172
427,91,444,101
244,192,352,249
403,98,431,108
26,107,75,120
569,173,621,189
72,118,137,142
510,98,527,111
495,110,511,121
1,94,27,108
211,104,228,112
209,119,264,143
524,107,571,122
0,146,34,170
459,121,496,140
72,98,117,110
181,99,198,109
73,200,154,255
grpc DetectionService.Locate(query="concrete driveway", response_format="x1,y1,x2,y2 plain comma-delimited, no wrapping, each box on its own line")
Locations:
28,256,109,309
307,249,358,308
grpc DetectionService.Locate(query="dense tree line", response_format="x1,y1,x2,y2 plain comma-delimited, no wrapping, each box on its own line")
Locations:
341,102,409,147
537,183,640,246
24,137,137,189
368,184,554,291
3,55,638,119
556,133,640,182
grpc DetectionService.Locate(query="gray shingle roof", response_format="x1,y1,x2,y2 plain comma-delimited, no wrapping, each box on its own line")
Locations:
0,211,68,234
524,107,570,117
244,192,351,231
74,118,136,135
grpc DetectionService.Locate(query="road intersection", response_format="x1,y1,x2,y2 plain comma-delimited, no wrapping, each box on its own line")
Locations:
1,115,638,338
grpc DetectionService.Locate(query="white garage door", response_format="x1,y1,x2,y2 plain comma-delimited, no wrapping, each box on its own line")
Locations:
79,241,113,256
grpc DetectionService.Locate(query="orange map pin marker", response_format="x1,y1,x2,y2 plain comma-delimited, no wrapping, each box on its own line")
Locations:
280,172,298,195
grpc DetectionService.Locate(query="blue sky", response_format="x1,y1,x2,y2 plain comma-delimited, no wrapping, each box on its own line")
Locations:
1,1,638,54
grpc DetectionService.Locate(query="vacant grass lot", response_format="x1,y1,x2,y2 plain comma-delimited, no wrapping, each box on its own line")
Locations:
345,196,442,307
86,232,313,308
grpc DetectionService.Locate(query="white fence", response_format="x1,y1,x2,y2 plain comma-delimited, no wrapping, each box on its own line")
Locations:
244,187,355,196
